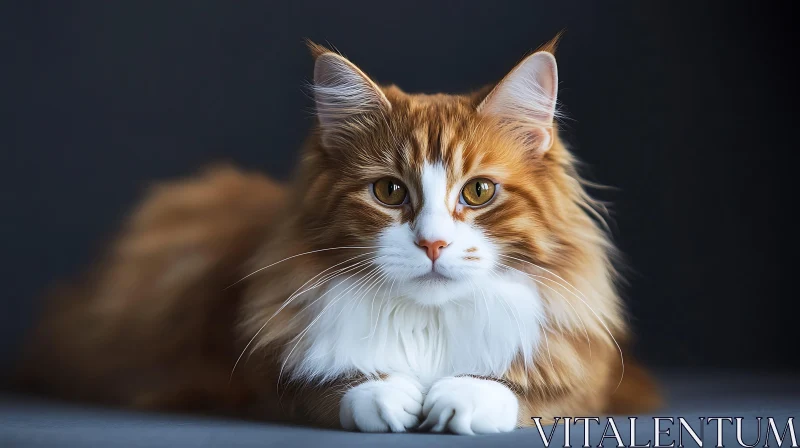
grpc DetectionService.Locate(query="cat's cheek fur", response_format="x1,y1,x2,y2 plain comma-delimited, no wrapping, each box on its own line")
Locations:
340,375,425,432
420,376,519,435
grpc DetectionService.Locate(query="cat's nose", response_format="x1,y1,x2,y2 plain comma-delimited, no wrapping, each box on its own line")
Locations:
415,239,450,262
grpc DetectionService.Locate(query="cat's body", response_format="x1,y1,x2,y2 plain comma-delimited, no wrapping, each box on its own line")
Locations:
19,39,660,434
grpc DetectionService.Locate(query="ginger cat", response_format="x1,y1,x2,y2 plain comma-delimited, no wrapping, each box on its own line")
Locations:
19,38,660,434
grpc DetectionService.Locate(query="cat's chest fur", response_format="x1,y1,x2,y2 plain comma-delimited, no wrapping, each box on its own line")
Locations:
290,272,545,385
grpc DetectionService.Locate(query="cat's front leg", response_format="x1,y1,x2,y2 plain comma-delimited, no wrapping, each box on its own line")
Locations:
419,376,519,435
339,375,424,432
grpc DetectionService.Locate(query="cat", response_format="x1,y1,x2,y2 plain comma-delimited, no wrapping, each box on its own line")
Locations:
17,37,661,434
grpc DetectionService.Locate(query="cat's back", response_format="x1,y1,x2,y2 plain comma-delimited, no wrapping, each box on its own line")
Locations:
17,165,286,413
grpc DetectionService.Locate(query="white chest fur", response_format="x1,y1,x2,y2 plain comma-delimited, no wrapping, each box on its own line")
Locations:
288,270,545,386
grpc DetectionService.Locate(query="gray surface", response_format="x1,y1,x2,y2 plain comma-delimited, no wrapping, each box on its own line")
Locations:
1,372,798,447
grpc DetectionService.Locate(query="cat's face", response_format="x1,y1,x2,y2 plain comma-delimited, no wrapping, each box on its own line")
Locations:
301,44,563,306
374,158,502,306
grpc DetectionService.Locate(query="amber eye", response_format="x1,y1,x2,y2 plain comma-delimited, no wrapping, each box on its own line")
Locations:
460,178,497,207
372,178,408,206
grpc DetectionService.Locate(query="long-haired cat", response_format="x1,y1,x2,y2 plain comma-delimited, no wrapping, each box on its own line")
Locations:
18,37,660,434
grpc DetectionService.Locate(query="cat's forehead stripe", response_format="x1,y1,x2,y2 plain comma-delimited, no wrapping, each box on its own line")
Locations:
405,119,471,191
439,124,455,162
449,142,465,187
411,123,428,166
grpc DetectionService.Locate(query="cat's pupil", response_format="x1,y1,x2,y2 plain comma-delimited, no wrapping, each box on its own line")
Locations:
388,182,396,196
476,182,483,197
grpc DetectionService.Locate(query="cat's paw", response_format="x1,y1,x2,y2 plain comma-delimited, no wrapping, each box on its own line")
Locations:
339,375,424,432
419,376,519,435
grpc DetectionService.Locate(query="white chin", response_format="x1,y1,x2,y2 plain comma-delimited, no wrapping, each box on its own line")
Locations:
404,274,462,306
414,271,451,283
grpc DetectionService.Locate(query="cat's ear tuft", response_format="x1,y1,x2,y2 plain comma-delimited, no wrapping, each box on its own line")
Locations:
305,39,332,60
311,49,391,147
535,30,564,55
478,50,559,155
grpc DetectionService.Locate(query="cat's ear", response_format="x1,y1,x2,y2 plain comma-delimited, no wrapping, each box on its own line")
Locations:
308,41,391,146
478,49,559,155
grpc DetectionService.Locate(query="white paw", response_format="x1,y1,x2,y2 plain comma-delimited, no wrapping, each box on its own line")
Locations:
420,376,519,435
339,375,424,432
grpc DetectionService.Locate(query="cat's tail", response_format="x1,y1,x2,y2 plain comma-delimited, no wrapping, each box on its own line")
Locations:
605,358,663,414
15,165,285,414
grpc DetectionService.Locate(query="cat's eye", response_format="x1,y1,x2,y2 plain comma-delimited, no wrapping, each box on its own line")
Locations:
372,177,408,206
460,178,497,207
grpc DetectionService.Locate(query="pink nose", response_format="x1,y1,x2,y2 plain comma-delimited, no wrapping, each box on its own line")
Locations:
416,239,450,262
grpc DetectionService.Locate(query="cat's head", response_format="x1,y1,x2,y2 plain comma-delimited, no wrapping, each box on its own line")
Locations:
298,39,587,307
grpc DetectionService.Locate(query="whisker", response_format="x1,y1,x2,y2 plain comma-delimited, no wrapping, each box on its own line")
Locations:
341,271,391,342
496,262,592,359
364,273,388,337
279,267,382,383
354,271,390,316
541,324,557,372
489,273,531,367
494,271,530,346
278,253,377,313
469,277,478,316
469,278,491,318
499,255,592,304
288,259,384,324
230,255,380,380
337,268,386,325
366,275,396,340
311,271,383,364
300,256,380,294
348,268,387,310
225,246,382,289
288,267,382,346
498,255,624,391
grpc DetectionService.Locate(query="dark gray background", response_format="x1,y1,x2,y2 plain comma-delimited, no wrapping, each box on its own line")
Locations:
2,0,797,376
